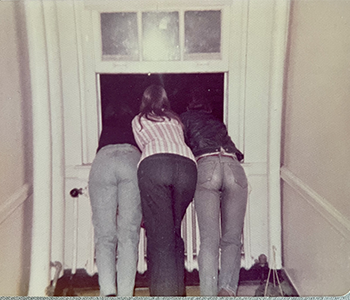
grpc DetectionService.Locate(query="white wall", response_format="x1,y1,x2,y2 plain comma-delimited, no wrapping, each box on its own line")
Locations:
0,1,33,296
281,0,350,296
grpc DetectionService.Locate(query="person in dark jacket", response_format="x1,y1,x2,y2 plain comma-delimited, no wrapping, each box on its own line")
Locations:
180,86,248,297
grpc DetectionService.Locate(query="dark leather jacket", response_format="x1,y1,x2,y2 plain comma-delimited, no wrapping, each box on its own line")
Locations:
180,110,244,162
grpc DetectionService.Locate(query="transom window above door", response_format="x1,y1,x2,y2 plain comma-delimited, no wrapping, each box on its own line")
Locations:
99,10,222,62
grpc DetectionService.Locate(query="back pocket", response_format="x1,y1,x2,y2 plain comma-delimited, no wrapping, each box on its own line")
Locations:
197,160,217,185
228,162,248,188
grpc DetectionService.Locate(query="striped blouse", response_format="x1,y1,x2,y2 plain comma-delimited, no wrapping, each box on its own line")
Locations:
132,114,196,165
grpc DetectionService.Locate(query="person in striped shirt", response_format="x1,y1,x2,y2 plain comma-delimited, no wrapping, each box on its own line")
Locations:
132,84,197,296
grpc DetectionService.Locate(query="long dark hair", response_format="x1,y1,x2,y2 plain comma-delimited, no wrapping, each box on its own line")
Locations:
138,84,183,128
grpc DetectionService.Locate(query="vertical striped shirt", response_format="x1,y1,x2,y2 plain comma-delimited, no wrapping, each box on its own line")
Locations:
132,114,196,165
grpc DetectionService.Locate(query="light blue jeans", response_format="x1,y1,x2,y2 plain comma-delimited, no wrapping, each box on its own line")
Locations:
88,144,142,296
194,154,248,296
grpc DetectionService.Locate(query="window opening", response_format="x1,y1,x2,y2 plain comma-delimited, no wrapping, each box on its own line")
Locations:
99,73,224,133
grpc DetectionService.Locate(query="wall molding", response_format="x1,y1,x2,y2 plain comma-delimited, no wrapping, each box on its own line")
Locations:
283,268,301,296
0,184,32,225
281,166,350,240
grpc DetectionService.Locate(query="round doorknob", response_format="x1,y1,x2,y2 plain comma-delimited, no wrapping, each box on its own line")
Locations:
70,188,83,198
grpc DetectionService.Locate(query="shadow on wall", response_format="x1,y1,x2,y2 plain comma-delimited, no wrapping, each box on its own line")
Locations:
15,1,33,184
14,2,34,296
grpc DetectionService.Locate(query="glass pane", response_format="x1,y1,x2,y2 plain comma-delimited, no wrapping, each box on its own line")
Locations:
101,13,138,60
185,10,221,54
142,12,180,61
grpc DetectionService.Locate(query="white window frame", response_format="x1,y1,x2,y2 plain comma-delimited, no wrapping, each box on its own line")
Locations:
79,0,248,164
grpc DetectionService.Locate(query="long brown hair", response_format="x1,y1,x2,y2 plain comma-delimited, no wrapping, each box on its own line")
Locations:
138,84,183,129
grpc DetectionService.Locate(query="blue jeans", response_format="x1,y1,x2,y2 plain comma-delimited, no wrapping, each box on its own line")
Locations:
88,144,142,296
137,154,197,296
194,154,248,296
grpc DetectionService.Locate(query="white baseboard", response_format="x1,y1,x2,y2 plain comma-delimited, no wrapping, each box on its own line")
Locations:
0,184,32,225
280,166,350,240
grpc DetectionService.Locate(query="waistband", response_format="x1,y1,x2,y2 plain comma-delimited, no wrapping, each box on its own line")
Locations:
139,153,197,168
99,143,140,153
196,147,237,162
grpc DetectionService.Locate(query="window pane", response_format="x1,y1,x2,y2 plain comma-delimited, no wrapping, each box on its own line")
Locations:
101,13,138,60
142,12,180,61
185,10,221,54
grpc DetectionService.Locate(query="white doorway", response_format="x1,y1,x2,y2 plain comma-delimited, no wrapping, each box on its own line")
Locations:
27,0,291,295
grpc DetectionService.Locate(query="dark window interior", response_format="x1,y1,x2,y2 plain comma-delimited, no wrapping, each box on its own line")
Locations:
99,73,224,129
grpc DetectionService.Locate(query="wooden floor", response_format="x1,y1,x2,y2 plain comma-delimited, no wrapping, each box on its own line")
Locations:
54,268,298,297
